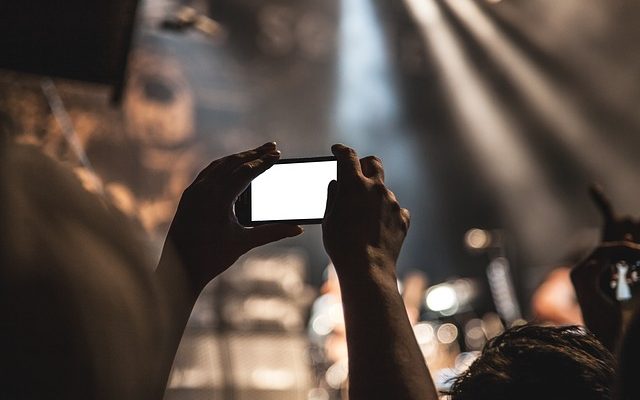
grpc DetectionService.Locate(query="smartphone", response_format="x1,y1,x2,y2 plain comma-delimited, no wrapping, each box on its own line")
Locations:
235,156,337,226
596,245,640,302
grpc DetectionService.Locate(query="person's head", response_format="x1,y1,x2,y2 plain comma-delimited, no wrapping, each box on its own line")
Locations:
447,324,615,400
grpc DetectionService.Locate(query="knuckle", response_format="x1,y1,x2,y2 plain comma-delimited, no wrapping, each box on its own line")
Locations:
226,154,244,165
401,210,411,230
363,156,383,171
401,207,410,218
345,147,357,158
369,155,383,166
239,161,258,174
386,189,400,207
372,182,388,195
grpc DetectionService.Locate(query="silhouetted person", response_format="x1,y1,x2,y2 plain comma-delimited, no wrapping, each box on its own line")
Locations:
1,138,623,400
0,141,302,399
447,325,614,400
1,139,425,400
322,149,618,400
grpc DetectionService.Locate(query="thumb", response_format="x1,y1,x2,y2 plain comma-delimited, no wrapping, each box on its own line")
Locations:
245,224,304,248
324,180,338,218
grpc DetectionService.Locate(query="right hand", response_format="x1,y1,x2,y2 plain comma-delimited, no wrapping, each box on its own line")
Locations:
322,144,410,281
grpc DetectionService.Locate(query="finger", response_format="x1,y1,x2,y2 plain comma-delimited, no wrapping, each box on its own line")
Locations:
332,144,363,182
226,150,281,198
214,142,278,177
387,188,399,204
193,159,222,184
589,184,615,223
245,224,304,249
401,208,411,231
620,218,640,242
324,180,338,218
360,155,384,182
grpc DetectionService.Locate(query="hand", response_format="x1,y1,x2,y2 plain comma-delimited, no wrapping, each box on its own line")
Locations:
322,144,410,281
590,185,640,243
571,186,640,350
162,142,303,292
321,145,436,400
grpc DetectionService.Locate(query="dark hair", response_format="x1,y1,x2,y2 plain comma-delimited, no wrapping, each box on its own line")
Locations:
446,324,615,400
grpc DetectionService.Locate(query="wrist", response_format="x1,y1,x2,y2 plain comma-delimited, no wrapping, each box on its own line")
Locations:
157,240,204,299
332,245,397,280
333,259,398,296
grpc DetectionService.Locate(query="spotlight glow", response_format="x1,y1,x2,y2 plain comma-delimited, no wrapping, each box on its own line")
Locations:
403,0,571,251
443,0,637,209
465,228,491,250
426,284,458,312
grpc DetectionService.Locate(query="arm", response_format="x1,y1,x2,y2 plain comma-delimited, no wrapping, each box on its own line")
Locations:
617,305,640,400
571,186,640,351
322,144,438,400
155,142,303,391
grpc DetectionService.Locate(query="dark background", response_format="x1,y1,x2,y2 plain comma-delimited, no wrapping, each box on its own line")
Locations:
2,0,640,313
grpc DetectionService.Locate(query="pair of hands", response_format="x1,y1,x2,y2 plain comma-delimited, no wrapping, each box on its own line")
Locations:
164,142,409,293
571,187,640,350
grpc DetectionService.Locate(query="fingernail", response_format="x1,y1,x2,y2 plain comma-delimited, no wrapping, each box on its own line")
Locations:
258,142,277,151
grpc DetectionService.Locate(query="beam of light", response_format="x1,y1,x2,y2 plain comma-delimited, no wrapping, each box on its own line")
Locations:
443,0,637,205
334,0,399,139
334,0,415,191
404,0,571,252
334,0,442,272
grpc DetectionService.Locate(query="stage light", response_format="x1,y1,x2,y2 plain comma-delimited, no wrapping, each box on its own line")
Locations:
325,359,349,389
426,284,458,312
414,322,436,345
425,279,479,316
465,228,491,250
311,315,333,336
437,323,459,344
487,257,522,323
414,322,438,357
464,318,486,350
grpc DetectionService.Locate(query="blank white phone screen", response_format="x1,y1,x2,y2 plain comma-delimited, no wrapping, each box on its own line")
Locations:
251,160,337,221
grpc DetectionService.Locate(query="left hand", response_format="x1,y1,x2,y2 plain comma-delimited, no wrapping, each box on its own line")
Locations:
162,142,303,292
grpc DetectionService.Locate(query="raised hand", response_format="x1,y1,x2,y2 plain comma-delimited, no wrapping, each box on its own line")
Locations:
322,144,410,281
571,186,640,350
162,142,303,293
321,144,437,400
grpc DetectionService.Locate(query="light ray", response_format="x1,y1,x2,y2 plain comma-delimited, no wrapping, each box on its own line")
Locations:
444,0,637,205
404,0,571,253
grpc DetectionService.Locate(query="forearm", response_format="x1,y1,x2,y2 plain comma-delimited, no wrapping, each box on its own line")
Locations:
575,295,620,351
155,240,202,393
338,263,438,400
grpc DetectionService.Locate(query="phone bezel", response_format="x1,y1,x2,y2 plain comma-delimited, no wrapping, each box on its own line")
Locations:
235,155,337,226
